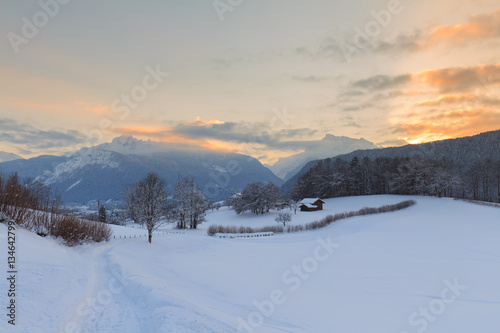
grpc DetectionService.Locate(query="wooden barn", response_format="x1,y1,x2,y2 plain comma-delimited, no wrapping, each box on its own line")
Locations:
299,198,325,211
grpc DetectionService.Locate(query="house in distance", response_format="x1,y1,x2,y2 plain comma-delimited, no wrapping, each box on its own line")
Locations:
299,198,325,211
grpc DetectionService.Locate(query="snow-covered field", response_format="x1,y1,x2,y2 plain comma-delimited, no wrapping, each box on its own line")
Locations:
1,195,500,332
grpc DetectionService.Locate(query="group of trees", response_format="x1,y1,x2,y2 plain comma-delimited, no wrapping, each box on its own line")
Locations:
290,156,500,203
467,160,500,202
125,173,211,243
172,176,211,230
225,182,282,215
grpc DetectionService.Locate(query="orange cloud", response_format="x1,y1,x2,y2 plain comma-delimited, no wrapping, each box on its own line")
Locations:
188,117,225,126
85,104,110,114
74,101,111,114
429,10,500,46
111,126,236,153
393,108,500,144
416,94,477,107
201,139,235,152
16,102,56,110
414,64,500,93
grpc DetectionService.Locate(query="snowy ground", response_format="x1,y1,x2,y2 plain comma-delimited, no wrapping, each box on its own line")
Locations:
1,195,500,332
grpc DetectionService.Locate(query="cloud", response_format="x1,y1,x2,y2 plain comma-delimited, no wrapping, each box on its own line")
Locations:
85,104,110,114
372,32,424,54
376,138,409,147
16,102,56,110
376,9,500,55
348,64,500,95
341,103,375,112
416,94,500,107
0,118,87,150
111,118,319,154
291,75,328,83
75,101,111,114
428,9,500,47
414,64,500,93
391,108,500,143
342,122,362,128
352,74,411,91
170,120,317,148
309,9,500,62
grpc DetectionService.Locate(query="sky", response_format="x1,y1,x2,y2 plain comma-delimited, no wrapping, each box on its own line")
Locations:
1,0,500,164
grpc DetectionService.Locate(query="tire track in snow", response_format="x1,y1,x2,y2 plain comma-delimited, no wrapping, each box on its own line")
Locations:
56,240,145,332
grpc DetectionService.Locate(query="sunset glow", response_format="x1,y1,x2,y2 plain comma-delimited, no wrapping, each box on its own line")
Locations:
1,1,499,161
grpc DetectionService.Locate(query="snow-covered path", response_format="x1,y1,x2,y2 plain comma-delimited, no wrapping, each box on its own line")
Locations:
2,195,500,332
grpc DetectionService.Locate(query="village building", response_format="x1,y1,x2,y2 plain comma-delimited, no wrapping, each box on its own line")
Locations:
298,198,325,211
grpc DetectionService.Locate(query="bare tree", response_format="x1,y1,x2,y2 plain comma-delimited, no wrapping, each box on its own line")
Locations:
173,176,192,229
126,173,169,243
173,176,210,229
275,212,292,227
189,185,210,229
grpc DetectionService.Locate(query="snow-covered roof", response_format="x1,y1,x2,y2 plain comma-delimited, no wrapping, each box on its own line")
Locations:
299,203,317,208
299,198,324,205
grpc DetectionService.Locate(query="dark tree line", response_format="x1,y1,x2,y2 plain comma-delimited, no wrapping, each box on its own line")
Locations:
290,156,500,203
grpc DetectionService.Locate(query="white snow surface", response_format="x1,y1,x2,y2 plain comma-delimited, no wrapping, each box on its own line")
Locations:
1,195,500,333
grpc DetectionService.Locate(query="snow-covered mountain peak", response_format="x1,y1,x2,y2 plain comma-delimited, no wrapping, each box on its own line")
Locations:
269,134,378,180
45,149,119,185
95,136,211,156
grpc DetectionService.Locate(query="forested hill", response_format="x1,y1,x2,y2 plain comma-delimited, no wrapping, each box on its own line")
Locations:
281,129,500,196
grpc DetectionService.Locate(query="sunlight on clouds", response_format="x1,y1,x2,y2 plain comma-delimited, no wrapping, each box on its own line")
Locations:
414,64,500,93
416,94,477,107
111,126,236,153
85,105,110,114
392,108,500,144
189,117,225,126
201,139,235,152
428,9,500,46
16,102,57,110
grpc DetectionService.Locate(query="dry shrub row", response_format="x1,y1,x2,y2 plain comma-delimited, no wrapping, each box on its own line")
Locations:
14,210,112,246
454,198,500,208
208,200,416,236
50,215,112,246
300,200,416,231
207,224,285,236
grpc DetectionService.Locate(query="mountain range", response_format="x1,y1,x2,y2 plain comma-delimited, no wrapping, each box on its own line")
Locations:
0,151,23,163
0,136,282,204
267,134,377,180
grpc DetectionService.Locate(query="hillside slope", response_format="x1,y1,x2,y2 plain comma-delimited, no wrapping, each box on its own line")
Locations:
2,195,500,332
